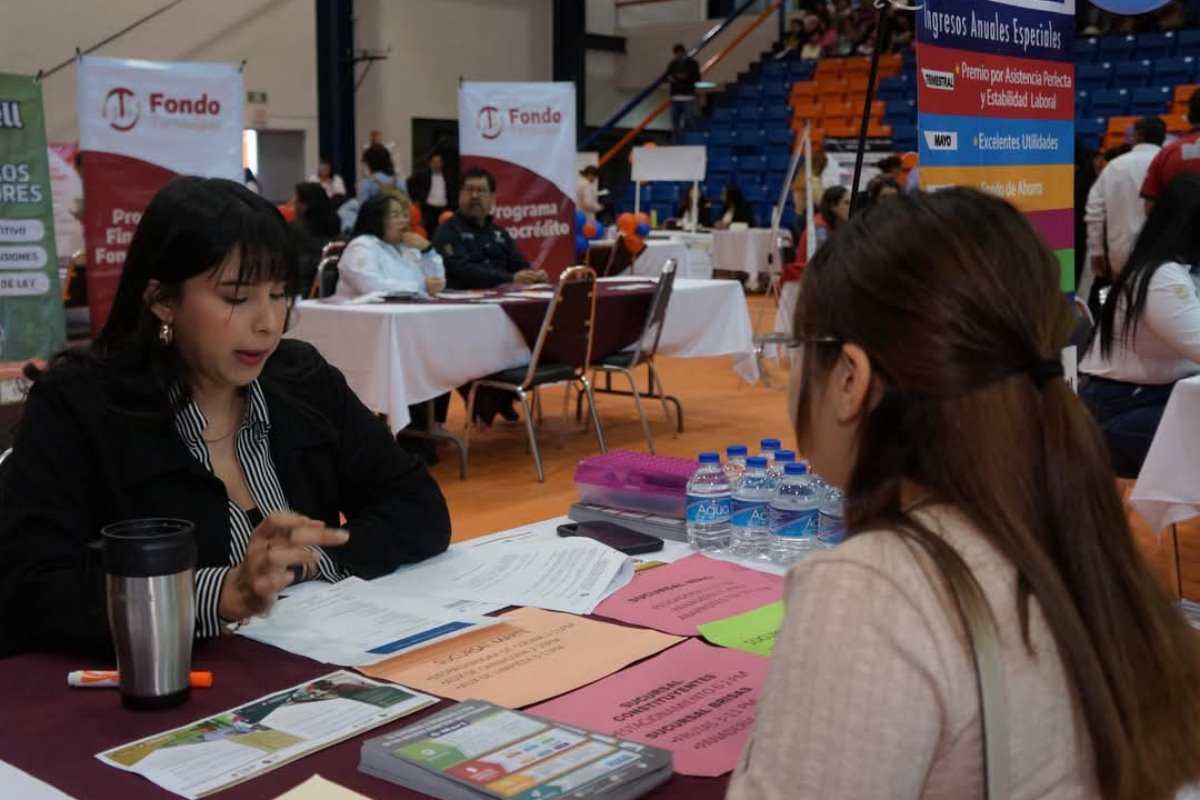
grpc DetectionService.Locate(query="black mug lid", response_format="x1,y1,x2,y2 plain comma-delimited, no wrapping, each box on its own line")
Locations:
102,518,197,578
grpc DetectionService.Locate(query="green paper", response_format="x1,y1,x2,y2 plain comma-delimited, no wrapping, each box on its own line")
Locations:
697,601,784,657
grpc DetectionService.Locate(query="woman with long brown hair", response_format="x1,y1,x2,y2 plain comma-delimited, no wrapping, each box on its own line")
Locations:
727,188,1200,799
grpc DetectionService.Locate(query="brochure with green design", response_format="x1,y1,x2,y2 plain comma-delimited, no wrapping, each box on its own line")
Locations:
359,699,673,800
96,670,437,799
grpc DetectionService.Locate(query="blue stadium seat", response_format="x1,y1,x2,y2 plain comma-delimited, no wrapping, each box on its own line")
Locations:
1091,88,1130,115
877,75,912,101
1077,62,1113,91
1153,56,1195,84
738,105,765,123
1075,117,1105,149
1099,34,1137,60
742,185,770,204
1131,86,1172,114
767,153,792,171
1114,60,1153,88
1136,31,1177,60
1075,37,1100,62
709,128,734,147
892,123,918,151
763,83,788,101
712,107,735,124
740,84,765,101
761,61,786,79
765,105,791,123
787,61,815,81
1076,90,1091,118
680,131,709,146
766,127,793,147
1181,29,1200,57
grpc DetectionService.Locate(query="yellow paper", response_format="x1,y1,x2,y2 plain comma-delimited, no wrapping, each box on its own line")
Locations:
273,775,374,800
358,607,683,708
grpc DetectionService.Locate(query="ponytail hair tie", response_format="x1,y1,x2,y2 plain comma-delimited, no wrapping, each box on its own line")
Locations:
1028,358,1064,389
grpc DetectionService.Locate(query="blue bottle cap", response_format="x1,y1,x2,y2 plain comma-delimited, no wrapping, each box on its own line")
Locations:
759,438,781,450
698,452,721,464
784,462,809,475
726,445,748,457
745,456,769,469
774,450,796,463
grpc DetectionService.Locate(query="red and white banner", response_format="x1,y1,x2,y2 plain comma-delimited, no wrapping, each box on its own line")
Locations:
78,56,242,333
458,82,575,278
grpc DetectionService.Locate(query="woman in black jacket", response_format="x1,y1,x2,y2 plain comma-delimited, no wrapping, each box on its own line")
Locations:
0,176,451,657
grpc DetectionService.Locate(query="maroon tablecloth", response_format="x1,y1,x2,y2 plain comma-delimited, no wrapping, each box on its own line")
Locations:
0,636,729,799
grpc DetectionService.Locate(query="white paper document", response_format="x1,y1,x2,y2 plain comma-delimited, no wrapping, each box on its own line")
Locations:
239,577,502,666
373,535,635,616
96,671,437,799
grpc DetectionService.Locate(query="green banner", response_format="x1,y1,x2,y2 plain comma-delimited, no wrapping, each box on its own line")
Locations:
0,72,64,402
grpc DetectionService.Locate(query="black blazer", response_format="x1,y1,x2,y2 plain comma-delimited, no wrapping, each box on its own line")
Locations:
0,339,451,657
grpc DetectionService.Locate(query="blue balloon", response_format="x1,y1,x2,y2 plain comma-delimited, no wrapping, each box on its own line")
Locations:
635,221,651,237
575,210,588,228
1087,0,1168,11
575,234,588,253
590,221,606,241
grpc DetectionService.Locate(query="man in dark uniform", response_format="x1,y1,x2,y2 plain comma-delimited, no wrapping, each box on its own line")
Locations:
432,167,548,288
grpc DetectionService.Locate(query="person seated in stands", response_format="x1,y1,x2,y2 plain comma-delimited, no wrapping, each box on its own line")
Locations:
1079,174,1200,477
336,192,445,299
289,182,341,294
672,186,713,230
714,184,756,230
0,177,451,656
729,186,1200,800
433,167,548,288
775,17,805,60
357,143,405,203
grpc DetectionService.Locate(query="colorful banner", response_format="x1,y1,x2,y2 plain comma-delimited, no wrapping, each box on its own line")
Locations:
78,56,243,334
0,73,64,402
916,0,1075,291
458,82,576,279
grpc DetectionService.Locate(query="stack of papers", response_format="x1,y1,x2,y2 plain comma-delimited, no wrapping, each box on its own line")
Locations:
359,700,673,800
239,577,502,666
373,535,634,616
97,672,437,799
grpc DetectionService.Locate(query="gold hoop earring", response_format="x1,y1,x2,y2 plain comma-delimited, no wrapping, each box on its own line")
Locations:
158,322,174,346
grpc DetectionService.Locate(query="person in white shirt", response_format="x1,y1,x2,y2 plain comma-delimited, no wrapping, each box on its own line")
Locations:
308,158,347,199
1081,116,1166,305
576,166,603,222
1080,173,1200,477
408,153,455,236
336,192,445,299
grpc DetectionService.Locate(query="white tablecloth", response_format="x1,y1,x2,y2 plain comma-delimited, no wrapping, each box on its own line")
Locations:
287,278,758,430
711,229,787,283
632,238,713,280
1130,376,1200,531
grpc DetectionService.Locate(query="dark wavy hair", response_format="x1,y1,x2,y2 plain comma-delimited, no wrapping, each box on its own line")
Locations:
361,143,394,176
794,187,1200,799
294,182,340,239
72,176,297,405
352,192,411,240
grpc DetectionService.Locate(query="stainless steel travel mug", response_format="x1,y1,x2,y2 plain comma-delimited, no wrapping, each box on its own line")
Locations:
101,518,197,710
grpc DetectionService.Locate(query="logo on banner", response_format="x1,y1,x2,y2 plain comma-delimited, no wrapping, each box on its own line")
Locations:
924,130,959,150
922,68,956,91
0,101,24,129
477,106,504,140
104,87,139,131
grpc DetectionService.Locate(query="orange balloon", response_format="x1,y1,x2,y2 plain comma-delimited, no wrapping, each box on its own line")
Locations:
438,209,454,223
625,233,646,254
900,151,919,170
617,212,637,233
635,212,650,226
582,221,598,238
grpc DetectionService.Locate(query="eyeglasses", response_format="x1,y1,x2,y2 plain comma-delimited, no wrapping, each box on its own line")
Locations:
461,185,493,196
784,335,841,351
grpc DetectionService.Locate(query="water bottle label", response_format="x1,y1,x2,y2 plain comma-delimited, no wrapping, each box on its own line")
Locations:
818,514,846,545
770,507,819,539
731,498,769,529
687,493,731,524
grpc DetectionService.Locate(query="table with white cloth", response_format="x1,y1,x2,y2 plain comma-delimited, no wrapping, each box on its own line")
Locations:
710,228,788,286
1130,376,1200,531
286,278,758,431
630,238,713,280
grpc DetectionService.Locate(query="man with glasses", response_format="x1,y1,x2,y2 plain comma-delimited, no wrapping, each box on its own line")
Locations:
432,167,548,288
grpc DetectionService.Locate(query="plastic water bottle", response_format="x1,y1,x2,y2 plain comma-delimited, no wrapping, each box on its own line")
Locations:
769,462,822,565
758,438,782,467
729,456,775,560
769,449,796,481
724,445,748,485
818,487,846,548
687,452,732,552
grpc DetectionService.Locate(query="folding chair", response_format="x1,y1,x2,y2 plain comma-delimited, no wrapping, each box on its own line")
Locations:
589,260,681,452
585,235,637,278
464,267,606,482
308,241,345,299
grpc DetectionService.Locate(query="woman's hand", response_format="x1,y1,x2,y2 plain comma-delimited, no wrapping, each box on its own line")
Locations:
218,512,349,622
425,276,446,295
401,232,431,251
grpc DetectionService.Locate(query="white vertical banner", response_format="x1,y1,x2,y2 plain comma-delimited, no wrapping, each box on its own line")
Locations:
458,82,575,278
78,56,242,333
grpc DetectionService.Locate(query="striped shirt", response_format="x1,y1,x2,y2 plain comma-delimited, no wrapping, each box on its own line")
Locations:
172,381,347,637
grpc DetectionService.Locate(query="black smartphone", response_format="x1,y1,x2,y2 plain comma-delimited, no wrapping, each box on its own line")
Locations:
556,522,664,555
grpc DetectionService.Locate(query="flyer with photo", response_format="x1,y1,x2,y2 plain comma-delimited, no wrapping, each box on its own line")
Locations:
96,671,437,799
